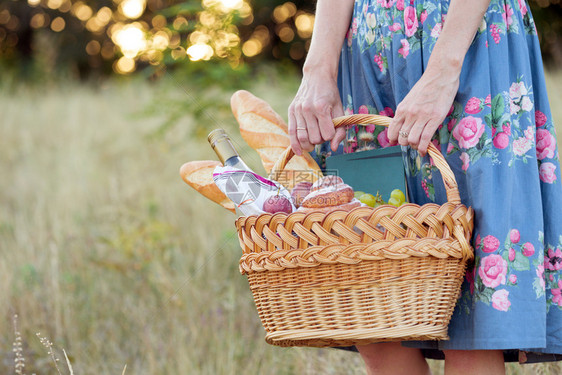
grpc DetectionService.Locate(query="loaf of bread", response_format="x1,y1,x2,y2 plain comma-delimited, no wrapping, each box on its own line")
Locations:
179,160,235,213
230,90,322,189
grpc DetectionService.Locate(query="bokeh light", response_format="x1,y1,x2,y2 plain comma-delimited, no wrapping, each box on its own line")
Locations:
186,43,214,61
112,23,147,58
114,56,135,73
50,17,66,32
120,0,146,20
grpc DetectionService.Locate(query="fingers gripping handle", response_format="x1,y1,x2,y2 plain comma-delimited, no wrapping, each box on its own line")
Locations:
270,114,461,205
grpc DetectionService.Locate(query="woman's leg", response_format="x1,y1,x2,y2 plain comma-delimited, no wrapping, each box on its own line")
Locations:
443,350,505,375
356,342,431,375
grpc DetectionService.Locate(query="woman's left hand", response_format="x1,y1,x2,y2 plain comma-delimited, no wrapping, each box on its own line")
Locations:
387,58,461,155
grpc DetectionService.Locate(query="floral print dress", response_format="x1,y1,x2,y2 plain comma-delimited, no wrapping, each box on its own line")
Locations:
313,0,562,361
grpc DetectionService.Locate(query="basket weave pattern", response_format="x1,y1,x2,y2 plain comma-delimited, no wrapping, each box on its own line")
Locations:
235,114,474,348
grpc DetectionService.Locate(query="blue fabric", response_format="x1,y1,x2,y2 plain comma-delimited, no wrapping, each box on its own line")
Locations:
314,0,562,356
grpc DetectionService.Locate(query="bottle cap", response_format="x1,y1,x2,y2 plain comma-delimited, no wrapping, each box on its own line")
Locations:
207,128,228,147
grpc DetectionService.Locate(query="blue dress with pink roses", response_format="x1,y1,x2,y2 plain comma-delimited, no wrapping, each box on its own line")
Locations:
312,0,562,362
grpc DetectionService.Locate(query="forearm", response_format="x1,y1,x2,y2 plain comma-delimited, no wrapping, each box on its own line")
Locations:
428,0,491,74
302,0,355,79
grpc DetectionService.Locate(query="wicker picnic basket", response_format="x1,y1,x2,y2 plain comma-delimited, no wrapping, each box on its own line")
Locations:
235,114,474,348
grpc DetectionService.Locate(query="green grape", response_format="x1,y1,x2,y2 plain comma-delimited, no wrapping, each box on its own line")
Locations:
358,193,377,207
388,197,402,207
354,191,366,199
390,189,406,205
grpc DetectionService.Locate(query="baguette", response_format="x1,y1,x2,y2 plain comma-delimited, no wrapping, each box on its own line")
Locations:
179,160,235,213
230,90,322,189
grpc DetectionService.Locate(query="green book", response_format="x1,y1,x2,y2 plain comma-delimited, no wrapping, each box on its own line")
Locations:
325,146,408,203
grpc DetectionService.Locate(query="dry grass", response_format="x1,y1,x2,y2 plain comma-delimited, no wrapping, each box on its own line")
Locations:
1,70,562,374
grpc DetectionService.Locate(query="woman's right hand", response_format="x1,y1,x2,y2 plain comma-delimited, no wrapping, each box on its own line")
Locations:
288,70,346,156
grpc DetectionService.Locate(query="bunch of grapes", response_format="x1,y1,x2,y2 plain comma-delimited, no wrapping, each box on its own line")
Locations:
374,54,385,71
356,189,407,208
490,24,501,44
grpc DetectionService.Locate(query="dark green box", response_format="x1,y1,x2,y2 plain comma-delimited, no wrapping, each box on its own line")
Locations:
325,146,408,202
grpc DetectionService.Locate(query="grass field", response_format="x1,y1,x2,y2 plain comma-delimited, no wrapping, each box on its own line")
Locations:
1,70,562,374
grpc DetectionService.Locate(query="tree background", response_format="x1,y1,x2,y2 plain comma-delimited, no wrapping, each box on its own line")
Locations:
1,0,561,81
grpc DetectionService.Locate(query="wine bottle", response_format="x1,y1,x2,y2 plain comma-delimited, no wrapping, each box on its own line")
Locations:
207,129,254,172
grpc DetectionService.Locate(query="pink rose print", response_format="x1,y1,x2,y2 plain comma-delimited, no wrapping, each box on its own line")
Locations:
447,143,454,153
545,247,562,271
460,152,470,172
452,116,485,149
365,124,376,133
465,97,482,114
518,0,528,16
377,128,391,148
509,274,517,284
358,105,369,114
539,162,557,184
396,0,404,11
389,23,402,32
535,110,547,127
509,229,520,244
503,4,514,28
398,39,410,58
536,264,545,291
483,235,500,253
493,132,509,149
379,107,394,117
552,281,562,307
523,242,535,257
536,129,556,160
479,254,508,288
420,10,428,24
509,248,516,262
492,289,511,311
404,6,419,37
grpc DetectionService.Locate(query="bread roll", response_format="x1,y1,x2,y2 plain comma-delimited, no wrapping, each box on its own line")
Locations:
179,160,235,213
230,90,322,189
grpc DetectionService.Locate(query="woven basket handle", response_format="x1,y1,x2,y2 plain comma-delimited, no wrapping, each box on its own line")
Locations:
269,114,461,205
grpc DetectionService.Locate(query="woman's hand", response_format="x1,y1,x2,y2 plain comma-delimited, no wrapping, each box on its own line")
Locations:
387,59,461,155
288,71,346,156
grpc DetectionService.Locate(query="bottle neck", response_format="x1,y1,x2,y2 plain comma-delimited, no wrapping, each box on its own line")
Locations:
211,137,239,166
208,129,253,171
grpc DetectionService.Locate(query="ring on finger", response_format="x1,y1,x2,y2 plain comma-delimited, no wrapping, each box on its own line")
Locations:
399,130,409,138
296,127,307,131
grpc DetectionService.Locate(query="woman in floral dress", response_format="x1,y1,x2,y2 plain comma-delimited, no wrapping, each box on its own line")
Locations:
288,0,562,373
